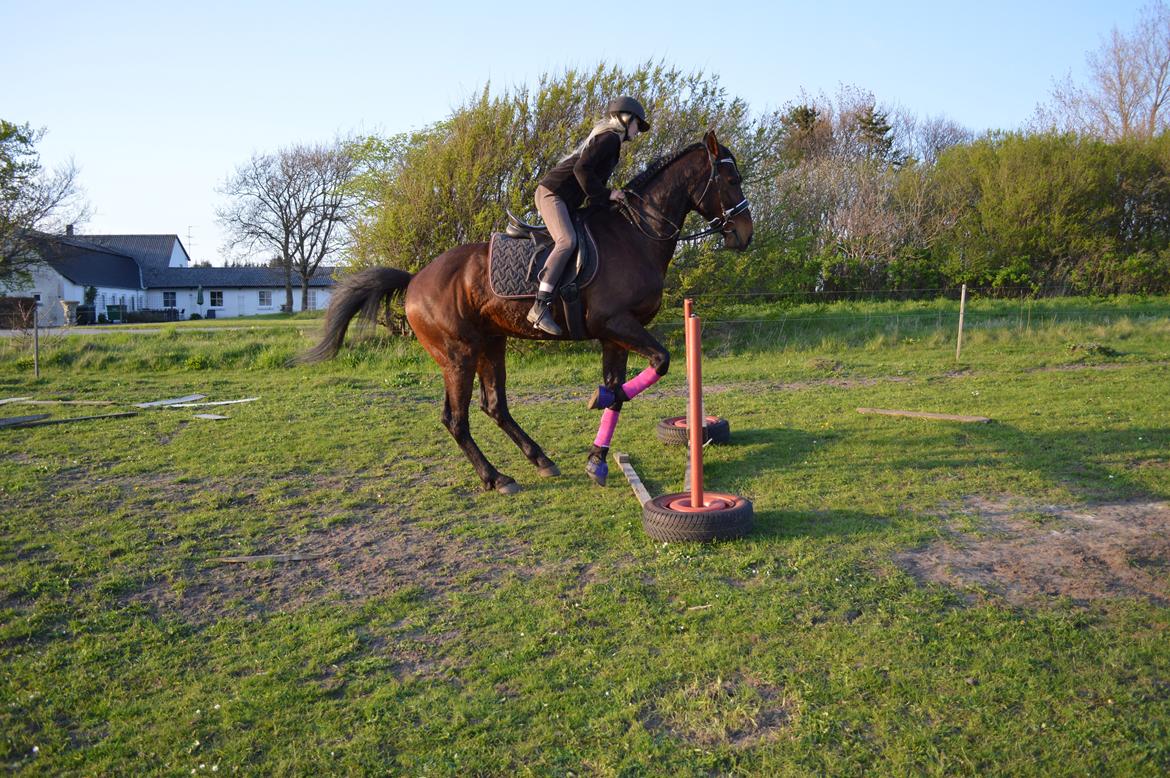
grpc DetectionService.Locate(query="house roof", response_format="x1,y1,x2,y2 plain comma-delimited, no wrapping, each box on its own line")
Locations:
79,235,189,269
31,236,143,289
149,266,337,289
30,232,337,291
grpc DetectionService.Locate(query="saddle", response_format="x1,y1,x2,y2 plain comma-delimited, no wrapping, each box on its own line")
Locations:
488,210,600,339
489,211,599,298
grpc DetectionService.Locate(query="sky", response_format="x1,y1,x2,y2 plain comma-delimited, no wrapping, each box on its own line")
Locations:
1,0,1150,265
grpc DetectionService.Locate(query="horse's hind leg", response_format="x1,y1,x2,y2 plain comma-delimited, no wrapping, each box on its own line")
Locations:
434,346,519,495
477,336,560,477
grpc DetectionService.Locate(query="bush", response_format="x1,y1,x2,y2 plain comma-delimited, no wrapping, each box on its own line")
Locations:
189,313,202,321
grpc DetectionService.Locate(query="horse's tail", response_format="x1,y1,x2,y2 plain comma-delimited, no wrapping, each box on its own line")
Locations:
297,267,414,364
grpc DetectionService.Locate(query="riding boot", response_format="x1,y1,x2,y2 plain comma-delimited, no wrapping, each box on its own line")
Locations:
526,290,562,336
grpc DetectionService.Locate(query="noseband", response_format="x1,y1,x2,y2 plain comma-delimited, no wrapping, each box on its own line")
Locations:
620,149,751,242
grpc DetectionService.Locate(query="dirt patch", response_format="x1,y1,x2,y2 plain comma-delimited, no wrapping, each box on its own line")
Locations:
131,516,531,623
896,496,1170,605
641,673,795,749
1027,359,1170,374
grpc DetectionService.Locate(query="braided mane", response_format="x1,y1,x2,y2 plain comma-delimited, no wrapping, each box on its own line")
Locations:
623,142,704,193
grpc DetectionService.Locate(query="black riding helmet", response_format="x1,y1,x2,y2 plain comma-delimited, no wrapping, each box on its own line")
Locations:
607,96,650,132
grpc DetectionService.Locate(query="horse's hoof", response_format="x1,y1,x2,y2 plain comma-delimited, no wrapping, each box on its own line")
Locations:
538,464,561,478
587,385,615,410
496,480,521,495
586,459,608,486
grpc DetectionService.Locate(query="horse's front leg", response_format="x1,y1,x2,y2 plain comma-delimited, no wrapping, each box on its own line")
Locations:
585,341,630,485
584,316,671,485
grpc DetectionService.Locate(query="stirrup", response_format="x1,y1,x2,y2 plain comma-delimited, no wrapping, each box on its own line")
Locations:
527,301,562,336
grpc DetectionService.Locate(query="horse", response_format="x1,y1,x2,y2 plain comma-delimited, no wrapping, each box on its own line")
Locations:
301,130,753,493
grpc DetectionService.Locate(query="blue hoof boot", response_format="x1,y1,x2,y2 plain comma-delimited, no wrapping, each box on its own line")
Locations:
587,385,615,410
586,458,608,486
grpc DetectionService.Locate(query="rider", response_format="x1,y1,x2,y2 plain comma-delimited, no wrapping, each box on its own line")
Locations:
527,96,650,336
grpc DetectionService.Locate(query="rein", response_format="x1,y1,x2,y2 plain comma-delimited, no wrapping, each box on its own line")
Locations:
618,152,750,243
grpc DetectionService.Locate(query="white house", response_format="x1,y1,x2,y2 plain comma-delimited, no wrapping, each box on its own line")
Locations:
17,235,145,325
147,265,335,319
6,231,335,325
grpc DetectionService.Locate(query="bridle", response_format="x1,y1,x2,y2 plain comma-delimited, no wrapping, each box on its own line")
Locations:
619,148,751,243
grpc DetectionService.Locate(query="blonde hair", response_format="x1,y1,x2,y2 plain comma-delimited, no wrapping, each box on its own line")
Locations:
561,114,629,162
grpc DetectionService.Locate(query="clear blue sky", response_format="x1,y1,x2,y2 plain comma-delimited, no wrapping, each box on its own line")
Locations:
2,0,1147,264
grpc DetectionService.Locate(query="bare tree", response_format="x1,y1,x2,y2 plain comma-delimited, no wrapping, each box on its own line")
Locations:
907,114,973,165
1041,1,1170,140
218,139,358,312
1,120,89,287
771,87,921,283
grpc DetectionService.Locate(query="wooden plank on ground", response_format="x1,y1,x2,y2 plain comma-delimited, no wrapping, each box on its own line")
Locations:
211,553,324,564
167,397,259,408
857,407,991,423
612,450,653,506
193,414,229,420
7,412,138,428
0,397,32,406
19,400,115,406
0,414,51,428
134,394,206,408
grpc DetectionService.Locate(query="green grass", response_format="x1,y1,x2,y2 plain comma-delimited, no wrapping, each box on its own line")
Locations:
2,295,1169,775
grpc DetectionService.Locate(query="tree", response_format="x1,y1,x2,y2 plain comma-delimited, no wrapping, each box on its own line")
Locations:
347,62,782,275
769,86,922,288
0,120,88,287
924,131,1170,292
1042,1,1170,140
218,139,357,311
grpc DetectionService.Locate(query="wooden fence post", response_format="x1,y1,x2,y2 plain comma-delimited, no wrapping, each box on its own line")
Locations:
33,305,40,379
955,284,967,362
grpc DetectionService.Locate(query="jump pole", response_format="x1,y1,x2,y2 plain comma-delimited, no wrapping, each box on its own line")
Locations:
685,300,704,507
656,299,728,447
639,299,753,542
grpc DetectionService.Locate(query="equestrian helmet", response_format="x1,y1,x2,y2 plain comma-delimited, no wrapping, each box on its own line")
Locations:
607,96,650,131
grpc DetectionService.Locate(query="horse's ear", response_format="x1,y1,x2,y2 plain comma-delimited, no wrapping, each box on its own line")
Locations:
704,130,720,156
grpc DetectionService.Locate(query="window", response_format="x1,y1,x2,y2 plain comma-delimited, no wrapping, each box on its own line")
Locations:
163,292,176,307
210,291,223,307
307,290,318,311
258,290,273,308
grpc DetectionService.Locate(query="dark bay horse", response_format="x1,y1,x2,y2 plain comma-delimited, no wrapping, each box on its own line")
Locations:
302,130,753,493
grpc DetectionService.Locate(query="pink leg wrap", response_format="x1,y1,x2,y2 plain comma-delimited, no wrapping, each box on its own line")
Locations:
621,365,660,400
593,409,620,448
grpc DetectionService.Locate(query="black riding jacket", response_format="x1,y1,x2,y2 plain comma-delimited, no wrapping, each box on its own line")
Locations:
539,129,623,210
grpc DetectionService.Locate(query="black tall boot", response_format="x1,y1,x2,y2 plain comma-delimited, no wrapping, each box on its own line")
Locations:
526,290,562,336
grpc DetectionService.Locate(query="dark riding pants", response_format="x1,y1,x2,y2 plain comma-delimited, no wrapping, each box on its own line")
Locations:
534,185,576,288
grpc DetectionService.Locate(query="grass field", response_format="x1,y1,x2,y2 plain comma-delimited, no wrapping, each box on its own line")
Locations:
2,296,1169,775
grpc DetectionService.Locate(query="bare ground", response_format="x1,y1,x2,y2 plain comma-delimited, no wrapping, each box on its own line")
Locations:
896,496,1170,605
131,514,533,624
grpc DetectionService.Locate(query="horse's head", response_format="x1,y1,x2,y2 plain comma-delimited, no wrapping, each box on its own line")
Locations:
693,130,753,250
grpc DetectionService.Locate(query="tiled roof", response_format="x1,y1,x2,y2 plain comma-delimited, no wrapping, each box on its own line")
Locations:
149,266,336,288
78,235,188,269
31,236,143,289
32,233,337,291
